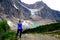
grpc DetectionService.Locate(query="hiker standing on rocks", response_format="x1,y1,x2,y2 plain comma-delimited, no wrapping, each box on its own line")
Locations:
16,20,22,38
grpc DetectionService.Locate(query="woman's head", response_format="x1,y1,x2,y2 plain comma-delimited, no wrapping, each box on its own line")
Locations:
19,20,21,22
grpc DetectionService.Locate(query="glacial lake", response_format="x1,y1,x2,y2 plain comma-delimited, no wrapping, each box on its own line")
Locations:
30,23,40,28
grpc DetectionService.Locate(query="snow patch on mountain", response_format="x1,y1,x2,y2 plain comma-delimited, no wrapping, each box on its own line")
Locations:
30,6,45,15
13,4,19,9
7,21,15,27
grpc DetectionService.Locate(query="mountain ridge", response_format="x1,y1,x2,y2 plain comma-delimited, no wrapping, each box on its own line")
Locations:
0,0,60,28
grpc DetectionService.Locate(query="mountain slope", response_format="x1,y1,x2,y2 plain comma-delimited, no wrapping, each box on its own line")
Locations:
21,1,60,22
0,0,60,29
0,0,60,22
0,0,31,19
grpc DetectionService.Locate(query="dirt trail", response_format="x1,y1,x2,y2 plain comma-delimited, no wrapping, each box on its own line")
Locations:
17,34,60,40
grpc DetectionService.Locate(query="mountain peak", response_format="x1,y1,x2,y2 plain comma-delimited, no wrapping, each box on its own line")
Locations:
21,1,45,9
35,1,44,4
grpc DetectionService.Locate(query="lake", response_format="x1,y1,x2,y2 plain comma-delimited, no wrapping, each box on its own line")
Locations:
30,23,40,28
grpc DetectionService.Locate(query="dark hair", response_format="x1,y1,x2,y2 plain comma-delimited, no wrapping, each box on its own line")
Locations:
19,20,21,22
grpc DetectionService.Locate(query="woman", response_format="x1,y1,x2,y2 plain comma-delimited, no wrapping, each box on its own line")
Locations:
16,20,22,38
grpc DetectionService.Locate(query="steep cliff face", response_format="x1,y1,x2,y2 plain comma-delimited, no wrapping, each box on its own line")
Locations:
39,5,60,21
0,0,31,19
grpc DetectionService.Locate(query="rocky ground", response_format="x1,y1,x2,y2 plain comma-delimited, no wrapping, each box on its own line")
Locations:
16,34,60,40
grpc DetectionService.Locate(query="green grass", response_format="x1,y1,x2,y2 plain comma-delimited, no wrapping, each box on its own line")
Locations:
45,31,60,35
23,22,60,34
0,31,16,40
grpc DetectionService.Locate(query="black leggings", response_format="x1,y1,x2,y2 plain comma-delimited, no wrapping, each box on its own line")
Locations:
16,29,22,38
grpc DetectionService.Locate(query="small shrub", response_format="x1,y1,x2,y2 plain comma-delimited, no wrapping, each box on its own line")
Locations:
0,20,10,34
0,20,16,40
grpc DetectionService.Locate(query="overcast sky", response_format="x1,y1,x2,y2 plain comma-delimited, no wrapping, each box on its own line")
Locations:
21,0,60,11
